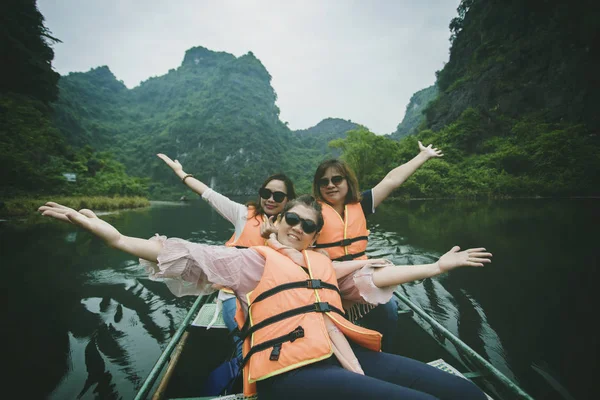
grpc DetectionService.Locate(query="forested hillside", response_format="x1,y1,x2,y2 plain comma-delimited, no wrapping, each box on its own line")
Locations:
0,0,148,199
51,47,356,197
2,0,598,202
390,85,437,140
345,0,600,198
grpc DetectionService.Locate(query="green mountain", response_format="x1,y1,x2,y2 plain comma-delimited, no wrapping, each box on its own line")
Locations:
426,0,599,132
52,47,332,197
333,0,599,198
293,117,359,154
390,85,438,140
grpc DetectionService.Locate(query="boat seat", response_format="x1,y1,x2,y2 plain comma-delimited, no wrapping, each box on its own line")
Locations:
427,359,493,400
191,303,227,329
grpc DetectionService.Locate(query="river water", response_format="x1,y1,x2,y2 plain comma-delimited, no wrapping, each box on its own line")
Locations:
2,198,597,399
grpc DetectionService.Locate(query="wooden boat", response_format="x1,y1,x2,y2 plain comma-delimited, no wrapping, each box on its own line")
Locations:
133,291,538,400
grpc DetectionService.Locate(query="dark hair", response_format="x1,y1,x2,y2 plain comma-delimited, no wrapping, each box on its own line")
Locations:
248,173,297,220
312,159,361,204
282,194,324,233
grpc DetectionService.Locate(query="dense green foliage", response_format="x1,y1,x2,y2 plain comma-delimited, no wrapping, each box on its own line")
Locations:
427,0,599,132
354,0,599,198
294,118,358,154
1,196,149,218
390,85,438,139
0,0,60,104
2,0,597,202
50,47,355,198
335,109,599,198
0,1,149,200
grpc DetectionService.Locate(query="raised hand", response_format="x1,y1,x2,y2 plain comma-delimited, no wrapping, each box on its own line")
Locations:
418,141,443,159
38,202,122,247
260,215,278,239
157,153,183,173
437,246,492,272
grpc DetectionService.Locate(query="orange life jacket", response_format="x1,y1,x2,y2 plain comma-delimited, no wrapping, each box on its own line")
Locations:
314,202,369,261
234,246,381,396
225,206,267,248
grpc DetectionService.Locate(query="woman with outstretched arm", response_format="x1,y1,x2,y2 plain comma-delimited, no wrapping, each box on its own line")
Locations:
158,153,296,356
39,196,490,400
312,140,443,350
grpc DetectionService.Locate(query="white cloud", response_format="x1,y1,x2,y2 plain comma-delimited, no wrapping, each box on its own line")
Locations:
38,0,460,134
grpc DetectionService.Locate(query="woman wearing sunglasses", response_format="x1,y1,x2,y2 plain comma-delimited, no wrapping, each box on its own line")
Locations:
312,141,443,351
39,196,490,400
157,153,296,357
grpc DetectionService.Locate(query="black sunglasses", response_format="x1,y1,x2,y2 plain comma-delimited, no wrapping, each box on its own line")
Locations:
259,187,287,203
284,212,318,234
318,175,345,187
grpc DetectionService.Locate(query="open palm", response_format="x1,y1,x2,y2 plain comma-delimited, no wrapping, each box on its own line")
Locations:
418,141,443,158
438,246,492,272
157,153,183,173
38,202,122,247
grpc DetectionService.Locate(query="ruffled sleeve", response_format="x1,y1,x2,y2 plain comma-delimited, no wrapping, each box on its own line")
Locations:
139,234,265,297
337,263,396,306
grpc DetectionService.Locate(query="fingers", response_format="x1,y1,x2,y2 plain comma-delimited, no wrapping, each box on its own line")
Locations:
469,252,492,258
79,209,98,219
39,203,75,215
40,209,72,223
467,247,487,252
466,261,485,267
467,257,491,263
44,202,73,211
450,245,461,253
66,211,93,230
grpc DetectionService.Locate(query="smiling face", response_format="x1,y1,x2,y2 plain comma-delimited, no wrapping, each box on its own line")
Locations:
276,204,320,251
260,179,288,216
318,166,348,207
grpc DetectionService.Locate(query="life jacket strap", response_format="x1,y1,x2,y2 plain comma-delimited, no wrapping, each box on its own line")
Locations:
331,251,366,261
237,279,341,336
314,235,369,249
239,302,344,341
241,326,305,368
252,279,340,305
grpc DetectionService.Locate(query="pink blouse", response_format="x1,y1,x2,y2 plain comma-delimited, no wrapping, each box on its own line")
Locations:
139,235,395,317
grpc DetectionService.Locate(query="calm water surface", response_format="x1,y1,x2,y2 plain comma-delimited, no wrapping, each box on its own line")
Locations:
2,198,597,399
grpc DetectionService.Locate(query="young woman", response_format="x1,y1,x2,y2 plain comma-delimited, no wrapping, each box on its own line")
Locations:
158,153,296,355
312,141,443,351
39,195,491,400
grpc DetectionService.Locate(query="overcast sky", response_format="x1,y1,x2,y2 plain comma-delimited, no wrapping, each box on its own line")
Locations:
38,0,459,134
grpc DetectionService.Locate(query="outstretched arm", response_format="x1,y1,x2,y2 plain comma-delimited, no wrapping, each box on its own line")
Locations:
371,246,491,288
333,258,394,280
157,153,209,196
38,202,162,262
371,141,443,208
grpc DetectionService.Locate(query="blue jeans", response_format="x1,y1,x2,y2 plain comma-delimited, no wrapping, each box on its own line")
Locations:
353,298,399,352
257,344,487,400
222,297,243,360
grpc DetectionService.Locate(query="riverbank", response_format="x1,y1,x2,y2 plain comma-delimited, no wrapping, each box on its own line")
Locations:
0,196,150,218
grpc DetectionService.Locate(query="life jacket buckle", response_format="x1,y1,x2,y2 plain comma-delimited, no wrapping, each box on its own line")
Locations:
314,302,331,313
270,343,282,361
307,279,322,289
340,238,352,246
290,326,304,342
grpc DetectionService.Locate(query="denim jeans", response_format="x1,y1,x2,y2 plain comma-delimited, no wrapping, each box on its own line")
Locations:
221,297,243,360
